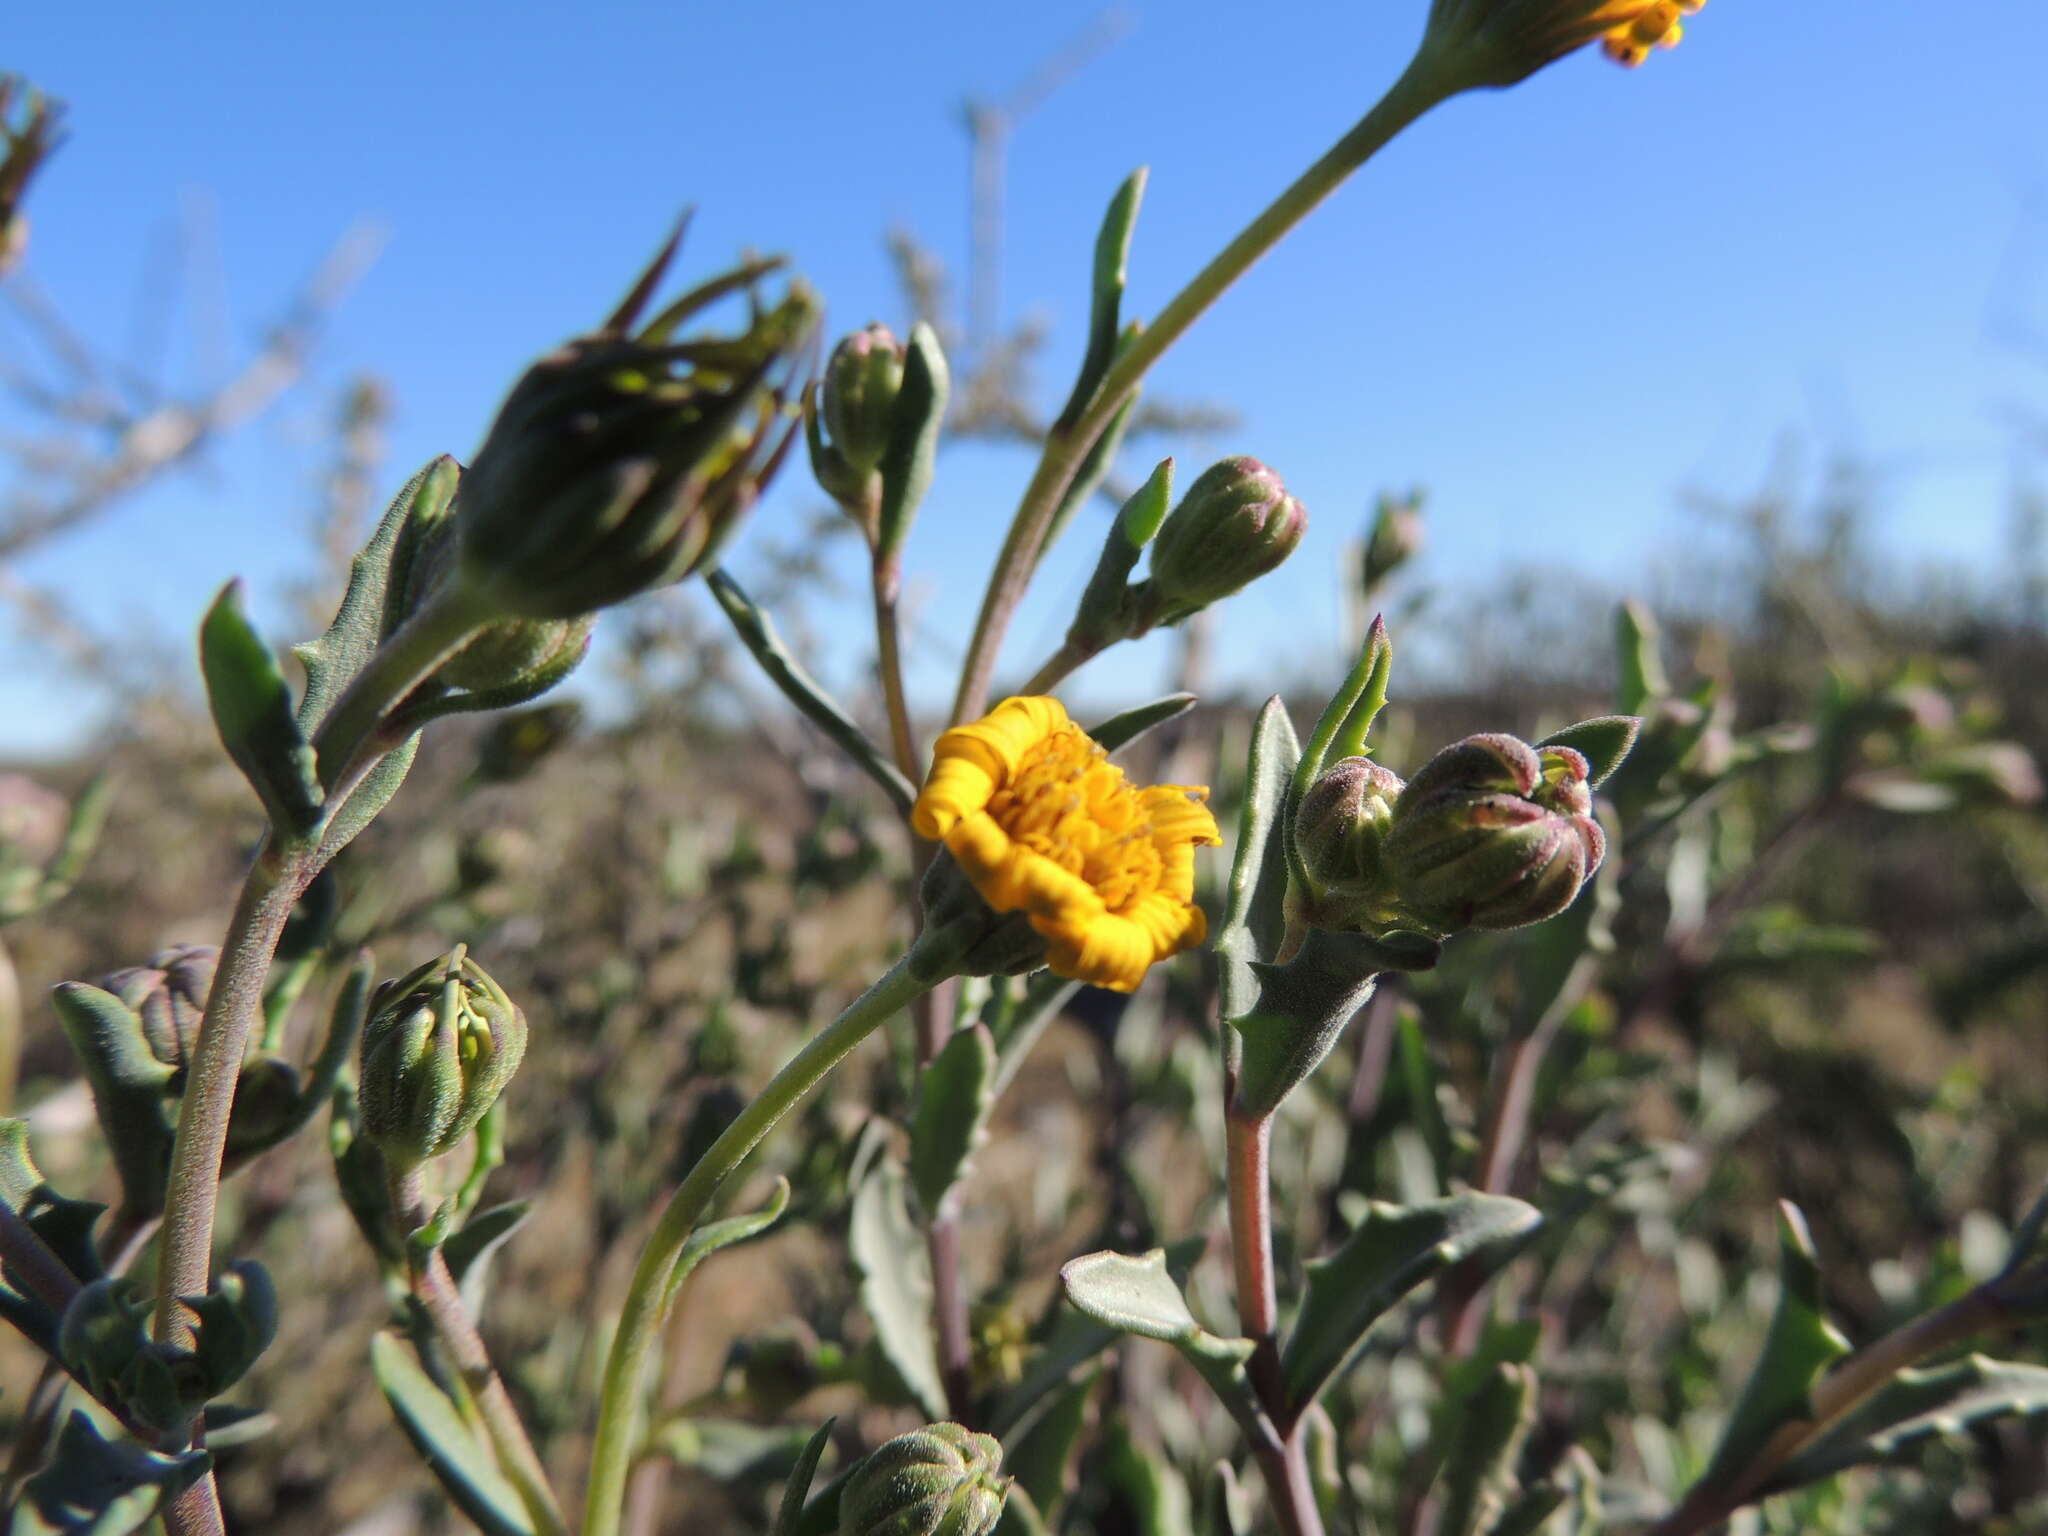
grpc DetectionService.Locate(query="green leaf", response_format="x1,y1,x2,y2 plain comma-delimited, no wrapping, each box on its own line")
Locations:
849,1157,946,1417
1537,715,1641,788
1043,386,1139,562
1100,1421,1195,1536
1394,1007,1451,1189
1215,697,1301,1029
1765,1355,2048,1492
200,581,323,836
648,1417,822,1484
1696,1202,1852,1489
1004,1367,1096,1518
1613,600,1668,715
1087,691,1196,755
1295,616,1393,801
183,1259,277,1397
911,1024,996,1214
876,322,949,562
707,569,915,815
1231,928,1438,1119
370,1330,537,1536
49,983,177,1224
769,1419,837,1536
1198,1460,1252,1536
1,1118,106,1289
442,1200,532,1289
1282,1193,1542,1416
1069,461,1175,651
1430,1363,1536,1536
296,455,459,730
1054,167,1146,434
8,1411,210,1536
662,1176,792,1309
313,732,419,863
1058,1248,1258,1423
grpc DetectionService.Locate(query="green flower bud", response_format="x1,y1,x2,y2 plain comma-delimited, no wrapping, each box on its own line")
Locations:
839,1422,1008,1536
224,1054,305,1157
358,947,526,1170
1294,756,1406,928
97,945,217,1074
473,701,584,785
454,236,820,621
821,323,906,478
1383,734,1605,936
1139,456,1306,626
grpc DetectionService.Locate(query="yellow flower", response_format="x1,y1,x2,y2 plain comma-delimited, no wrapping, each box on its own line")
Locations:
913,697,1221,993
1597,0,1702,66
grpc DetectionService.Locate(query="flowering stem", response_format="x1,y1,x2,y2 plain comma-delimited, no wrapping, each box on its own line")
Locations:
1226,1105,1324,1536
950,54,1453,724
391,1170,568,1536
1017,637,1095,700
583,950,946,1536
872,554,919,786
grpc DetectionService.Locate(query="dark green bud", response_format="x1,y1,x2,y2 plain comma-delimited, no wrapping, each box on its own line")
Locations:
838,1422,1008,1536
1294,757,1405,929
1140,456,1306,625
1383,734,1604,936
358,947,526,1170
398,503,596,696
96,945,217,1074
473,701,584,784
454,234,820,620
224,1053,304,1157
917,854,1050,983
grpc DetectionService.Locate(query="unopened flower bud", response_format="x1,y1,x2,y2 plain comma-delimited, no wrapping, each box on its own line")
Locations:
97,945,217,1074
1140,457,1306,626
225,1053,304,1157
1361,492,1424,595
1383,734,1605,936
454,236,819,621
0,79,63,278
1294,757,1406,928
821,323,906,479
358,947,526,1170
839,1422,1008,1536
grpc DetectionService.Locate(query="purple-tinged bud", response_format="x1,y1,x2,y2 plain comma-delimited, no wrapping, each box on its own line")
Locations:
97,944,218,1074
838,1422,1009,1536
1361,492,1424,595
454,235,819,621
1140,457,1306,625
1294,756,1406,928
1383,734,1605,936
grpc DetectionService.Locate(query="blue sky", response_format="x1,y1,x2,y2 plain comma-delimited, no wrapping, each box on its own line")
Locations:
5,1,2046,754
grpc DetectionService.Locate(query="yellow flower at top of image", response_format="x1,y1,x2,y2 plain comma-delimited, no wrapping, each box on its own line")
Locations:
1597,0,1703,66
913,697,1222,994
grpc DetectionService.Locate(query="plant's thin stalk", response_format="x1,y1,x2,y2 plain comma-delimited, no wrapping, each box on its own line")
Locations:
872,554,919,786
1017,637,1093,700
583,952,943,1536
162,1477,226,1536
1650,1286,2011,1536
950,55,1455,724
1225,1105,1325,1536
392,1170,569,1536
929,1191,975,1421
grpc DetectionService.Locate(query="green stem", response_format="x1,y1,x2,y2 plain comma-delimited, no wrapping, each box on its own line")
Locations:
1017,637,1094,700
393,1170,569,1536
154,855,305,1346
872,554,920,787
309,580,495,791
949,54,1455,725
582,951,943,1536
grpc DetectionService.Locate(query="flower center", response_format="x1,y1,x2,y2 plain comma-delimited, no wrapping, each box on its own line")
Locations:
986,727,1164,915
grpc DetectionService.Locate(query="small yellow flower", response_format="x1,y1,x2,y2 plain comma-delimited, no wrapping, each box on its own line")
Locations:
1597,0,1701,66
913,697,1221,993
